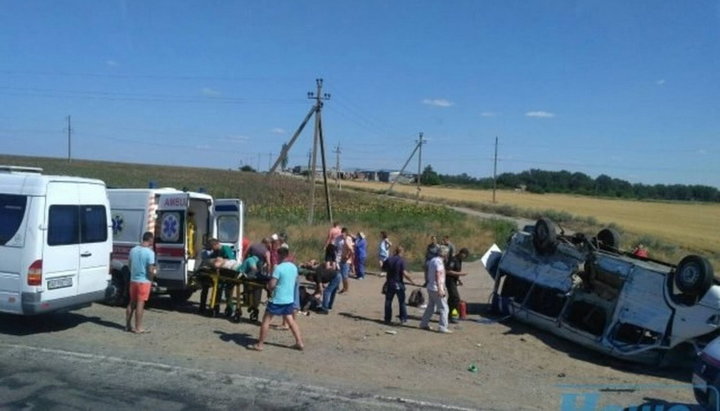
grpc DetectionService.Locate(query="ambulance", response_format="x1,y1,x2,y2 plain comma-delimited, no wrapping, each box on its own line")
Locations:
106,188,243,305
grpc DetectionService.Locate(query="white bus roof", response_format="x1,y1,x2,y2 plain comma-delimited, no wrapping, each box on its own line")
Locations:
0,172,106,196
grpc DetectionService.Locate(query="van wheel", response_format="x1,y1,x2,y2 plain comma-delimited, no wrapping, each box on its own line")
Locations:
108,269,130,306
675,255,714,296
169,289,194,305
596,228,620,251
533,218,557,254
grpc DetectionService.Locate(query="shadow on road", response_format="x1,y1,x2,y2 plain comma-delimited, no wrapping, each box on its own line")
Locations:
0,312,125,336
471,305,695,383
214,330,298,351
622,398,700,410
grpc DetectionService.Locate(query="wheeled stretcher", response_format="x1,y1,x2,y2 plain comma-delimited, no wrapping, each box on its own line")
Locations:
193,267,269,322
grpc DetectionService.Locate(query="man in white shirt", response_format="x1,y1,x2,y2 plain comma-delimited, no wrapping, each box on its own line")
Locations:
419,246,452,333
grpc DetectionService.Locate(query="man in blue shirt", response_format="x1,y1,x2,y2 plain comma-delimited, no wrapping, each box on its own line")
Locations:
126,231,156,334
249,246,304,351
383,246,417,324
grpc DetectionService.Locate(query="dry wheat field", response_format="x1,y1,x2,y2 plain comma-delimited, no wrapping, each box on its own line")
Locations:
342,180,720,254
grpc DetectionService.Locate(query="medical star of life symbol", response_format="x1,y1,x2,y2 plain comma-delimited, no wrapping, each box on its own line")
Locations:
111,215,124,235
161,213,180,242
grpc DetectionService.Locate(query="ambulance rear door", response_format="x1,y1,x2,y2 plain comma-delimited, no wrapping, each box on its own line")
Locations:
154,193,189,289
213,199,243,256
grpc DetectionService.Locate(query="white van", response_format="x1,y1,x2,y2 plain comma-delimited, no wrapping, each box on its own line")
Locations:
106,188,243,304
0,166,112,315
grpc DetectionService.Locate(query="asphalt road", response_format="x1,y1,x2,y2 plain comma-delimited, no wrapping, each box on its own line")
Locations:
0,340,469,411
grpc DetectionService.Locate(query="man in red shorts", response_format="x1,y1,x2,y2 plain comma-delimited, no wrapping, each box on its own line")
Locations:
126,231,156,334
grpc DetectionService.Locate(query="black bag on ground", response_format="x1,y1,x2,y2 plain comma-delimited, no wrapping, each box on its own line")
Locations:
407,288,425,307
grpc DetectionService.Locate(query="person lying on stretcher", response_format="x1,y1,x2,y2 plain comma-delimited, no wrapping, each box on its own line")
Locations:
206,238,238,270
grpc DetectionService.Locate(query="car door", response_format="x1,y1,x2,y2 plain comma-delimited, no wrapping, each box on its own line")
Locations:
213,199,243,255
605,259,671,351
155,193,188,287
43,182,80,300
77,183,111,296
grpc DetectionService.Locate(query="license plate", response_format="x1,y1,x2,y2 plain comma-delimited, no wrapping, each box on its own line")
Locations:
159,261,181,272
47,277,73,290
693,373,708,393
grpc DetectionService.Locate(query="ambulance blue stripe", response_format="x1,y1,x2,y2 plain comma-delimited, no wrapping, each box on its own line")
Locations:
215,204,239,212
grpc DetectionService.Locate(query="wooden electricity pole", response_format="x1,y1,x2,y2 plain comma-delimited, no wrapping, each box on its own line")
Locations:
333,144,341,189
387,132,425,196
266,79,332,224
66,115,72,163
416,133,424,204
306,79,332,224
493,136,498,203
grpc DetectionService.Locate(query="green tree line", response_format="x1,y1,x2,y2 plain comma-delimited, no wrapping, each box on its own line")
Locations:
429,167,720,202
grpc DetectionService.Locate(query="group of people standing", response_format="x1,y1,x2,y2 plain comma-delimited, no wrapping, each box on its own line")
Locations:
314,222,368,314
382,235,469,334
123,223,471,352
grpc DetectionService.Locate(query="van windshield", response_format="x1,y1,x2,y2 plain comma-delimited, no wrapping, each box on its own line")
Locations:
0,194,28,245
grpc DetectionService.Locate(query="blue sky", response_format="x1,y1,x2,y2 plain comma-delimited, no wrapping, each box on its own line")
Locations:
1,1,719,187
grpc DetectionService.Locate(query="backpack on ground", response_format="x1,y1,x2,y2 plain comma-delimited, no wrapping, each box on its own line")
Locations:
407,288,425,307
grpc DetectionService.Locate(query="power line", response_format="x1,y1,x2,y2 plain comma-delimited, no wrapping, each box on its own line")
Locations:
0,69,307,83
0,86,307,105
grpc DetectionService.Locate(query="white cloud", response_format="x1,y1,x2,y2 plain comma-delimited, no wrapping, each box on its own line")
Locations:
525,111,555,118
656,79,666,86
222,135,249,144
698,149,708,155
271,127,286,134
195,144,212,150
480,112,498,117
201,87,221,97
106,60,118,67
422,98,454,107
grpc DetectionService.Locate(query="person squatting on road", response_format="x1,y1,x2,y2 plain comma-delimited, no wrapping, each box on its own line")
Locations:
445,248,469,324
419,246,452,333
126,231,156,334
250,246,304,351
382,246,416,325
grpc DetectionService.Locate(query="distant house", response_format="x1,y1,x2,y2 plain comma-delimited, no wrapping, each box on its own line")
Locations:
357,170,378,181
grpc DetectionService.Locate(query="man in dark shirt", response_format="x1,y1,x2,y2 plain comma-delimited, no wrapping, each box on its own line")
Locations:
445,248,469,323
383,246,416,324
247,238,272,274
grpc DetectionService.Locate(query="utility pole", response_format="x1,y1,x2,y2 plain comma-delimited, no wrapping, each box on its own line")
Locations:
257,153,261,172
493,136,498,203
306,150,312,181
387,133,425,195
333,144,341,189
66,115,72,163
416,132,424,204
264,79,331,222
317,115,333,223
306,78,331,224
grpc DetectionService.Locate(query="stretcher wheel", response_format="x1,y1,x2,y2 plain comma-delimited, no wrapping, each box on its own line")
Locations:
249,309,259,322
210,306,220,318
231,310,241,323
